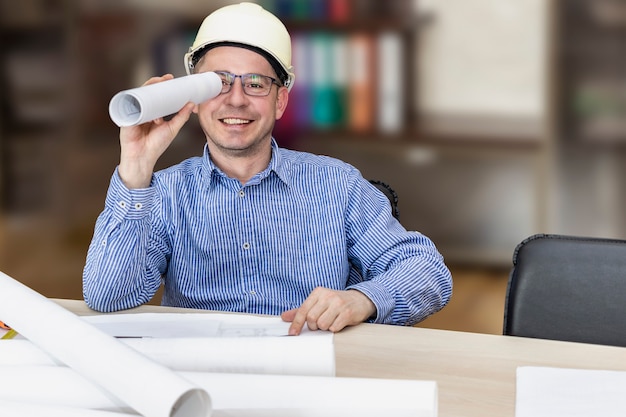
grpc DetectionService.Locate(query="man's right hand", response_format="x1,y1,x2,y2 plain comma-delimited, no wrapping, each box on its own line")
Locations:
118,74,195,189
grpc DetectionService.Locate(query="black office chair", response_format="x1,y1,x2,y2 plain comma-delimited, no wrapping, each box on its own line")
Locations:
369,180,400,221
504,233,626,347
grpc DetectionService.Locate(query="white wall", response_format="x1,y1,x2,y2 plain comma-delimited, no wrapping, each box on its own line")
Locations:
416,0,550,138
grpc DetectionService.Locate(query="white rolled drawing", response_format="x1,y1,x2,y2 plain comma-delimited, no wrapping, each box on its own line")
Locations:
2,400,137,417
0,335,335,376
109,72,222,127
0,366,438,417
0,271,211,417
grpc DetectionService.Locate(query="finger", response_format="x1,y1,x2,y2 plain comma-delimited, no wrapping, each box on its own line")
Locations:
306,288,346,331
327,311,351,333
285,288,330,335
306,315,319,332
304,299,335,332
165,102,195,136
288,298,320,336
280,309,296,322
143,73,174,87
314,306,343,332
287,311,306,336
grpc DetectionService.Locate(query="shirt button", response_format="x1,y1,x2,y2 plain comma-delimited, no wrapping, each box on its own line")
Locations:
243,242,250,250
118,201,126,208
250,290,256,295
134,203,143,210
238,190,245,197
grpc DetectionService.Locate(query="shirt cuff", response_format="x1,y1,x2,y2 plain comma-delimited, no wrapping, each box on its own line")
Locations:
105,168,156,221
347,280,395,324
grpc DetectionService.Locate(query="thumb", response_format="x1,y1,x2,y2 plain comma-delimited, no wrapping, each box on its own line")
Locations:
281,308,297,322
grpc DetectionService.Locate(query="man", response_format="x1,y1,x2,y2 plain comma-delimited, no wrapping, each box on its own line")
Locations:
83,2,452,335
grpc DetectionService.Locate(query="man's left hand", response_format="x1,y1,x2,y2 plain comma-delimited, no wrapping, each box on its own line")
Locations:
281,288,376,335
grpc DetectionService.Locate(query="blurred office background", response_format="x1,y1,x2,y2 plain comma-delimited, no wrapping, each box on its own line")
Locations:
1,0,624,334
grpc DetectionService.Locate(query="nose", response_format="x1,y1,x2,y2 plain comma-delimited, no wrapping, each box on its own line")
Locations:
224,78,248,105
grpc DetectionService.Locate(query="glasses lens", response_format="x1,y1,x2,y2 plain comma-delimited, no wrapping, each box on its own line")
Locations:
242,74,273,96
214,72,275,96
216,72,234,94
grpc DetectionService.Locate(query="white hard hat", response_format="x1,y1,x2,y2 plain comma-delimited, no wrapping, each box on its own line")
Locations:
184,2,295,91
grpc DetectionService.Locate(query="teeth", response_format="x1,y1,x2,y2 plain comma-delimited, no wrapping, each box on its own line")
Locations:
222,118,250,125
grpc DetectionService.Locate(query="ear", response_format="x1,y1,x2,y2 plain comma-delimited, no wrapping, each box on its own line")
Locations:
274,86,289,120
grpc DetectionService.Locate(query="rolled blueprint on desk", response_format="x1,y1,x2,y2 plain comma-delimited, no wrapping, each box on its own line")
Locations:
109,71,222,127
0,335,335,376
0,271,211,417
3,400,137,417
0,366,438,417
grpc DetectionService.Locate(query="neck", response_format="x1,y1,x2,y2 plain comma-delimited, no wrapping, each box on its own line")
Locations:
209,144,272,185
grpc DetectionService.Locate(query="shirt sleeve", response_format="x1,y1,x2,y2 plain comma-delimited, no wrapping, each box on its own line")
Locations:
82,168,170,312
344,172,453,326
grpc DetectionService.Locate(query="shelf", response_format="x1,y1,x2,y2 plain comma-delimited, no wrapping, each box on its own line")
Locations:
0,0,75,213
558,0,626,144
0,0,69,29
280,113,548,149
261,0,415,25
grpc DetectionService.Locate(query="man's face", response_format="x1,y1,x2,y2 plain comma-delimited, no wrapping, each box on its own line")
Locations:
193,46,288,158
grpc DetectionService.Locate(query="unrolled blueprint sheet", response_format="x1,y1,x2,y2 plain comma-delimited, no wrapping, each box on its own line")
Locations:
81,312,293,338
517,366,626,417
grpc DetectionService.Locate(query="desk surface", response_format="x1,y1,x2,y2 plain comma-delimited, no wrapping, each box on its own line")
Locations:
56,299,626,417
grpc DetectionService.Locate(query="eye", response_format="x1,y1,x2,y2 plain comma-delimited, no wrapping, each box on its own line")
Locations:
247,82,264,89
245,75,266,89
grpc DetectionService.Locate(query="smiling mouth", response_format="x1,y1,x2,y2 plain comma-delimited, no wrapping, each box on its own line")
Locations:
221,118,251,125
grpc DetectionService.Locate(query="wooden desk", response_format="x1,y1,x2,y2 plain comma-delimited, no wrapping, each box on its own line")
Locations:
56,299,626,417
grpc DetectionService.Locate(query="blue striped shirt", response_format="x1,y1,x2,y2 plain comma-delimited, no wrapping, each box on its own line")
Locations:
83,140,452,325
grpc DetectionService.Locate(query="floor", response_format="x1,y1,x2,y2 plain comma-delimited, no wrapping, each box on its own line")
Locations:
0,214,510,335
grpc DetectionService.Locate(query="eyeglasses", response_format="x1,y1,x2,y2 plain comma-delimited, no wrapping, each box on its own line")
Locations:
214,71,281,97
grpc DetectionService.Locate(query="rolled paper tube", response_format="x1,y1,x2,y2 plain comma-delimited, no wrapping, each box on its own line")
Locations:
0,271,211,417
0,335,336,376
109,72,222,127
2,400,138,417
0,367,438,417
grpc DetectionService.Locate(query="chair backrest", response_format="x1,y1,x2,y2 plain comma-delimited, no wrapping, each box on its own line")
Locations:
369,180,400,221
504,233,626,347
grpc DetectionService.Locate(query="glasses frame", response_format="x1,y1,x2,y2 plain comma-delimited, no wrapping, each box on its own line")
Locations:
214,71,281,97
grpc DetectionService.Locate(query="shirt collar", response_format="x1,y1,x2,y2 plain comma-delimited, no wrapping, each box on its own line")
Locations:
200,138,290,186
267,139,290,186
